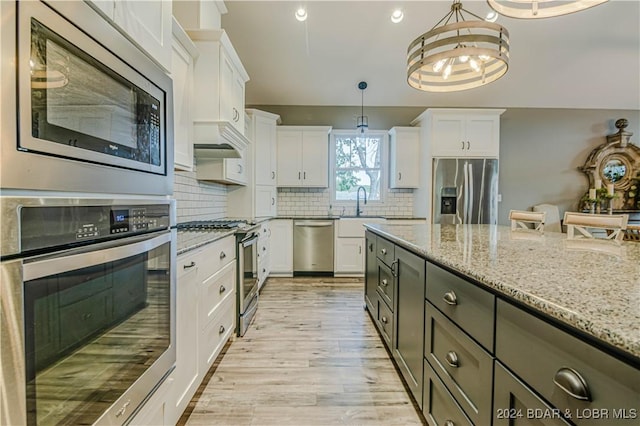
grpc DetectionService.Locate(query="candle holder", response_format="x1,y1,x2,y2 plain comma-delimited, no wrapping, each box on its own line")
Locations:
589,202,595,214
608,198,613,215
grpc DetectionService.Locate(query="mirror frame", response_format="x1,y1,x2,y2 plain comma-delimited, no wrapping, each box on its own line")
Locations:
580,119,640,210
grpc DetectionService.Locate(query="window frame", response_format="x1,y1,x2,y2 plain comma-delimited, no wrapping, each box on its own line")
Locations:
330,129,388,206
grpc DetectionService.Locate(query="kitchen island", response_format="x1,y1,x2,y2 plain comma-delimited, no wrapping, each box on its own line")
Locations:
364,223,639,426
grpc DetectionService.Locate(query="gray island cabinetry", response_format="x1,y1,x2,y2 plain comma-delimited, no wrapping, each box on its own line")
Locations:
364,223,640,426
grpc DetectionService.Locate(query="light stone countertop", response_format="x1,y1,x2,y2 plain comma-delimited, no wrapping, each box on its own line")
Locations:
176,229,236,255
365,223,640,362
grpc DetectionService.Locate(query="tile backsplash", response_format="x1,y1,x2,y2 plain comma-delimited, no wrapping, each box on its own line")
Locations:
173,171,227,222
277,188,414,217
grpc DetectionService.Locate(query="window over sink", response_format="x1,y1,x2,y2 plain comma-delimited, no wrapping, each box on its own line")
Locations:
331,130,386,203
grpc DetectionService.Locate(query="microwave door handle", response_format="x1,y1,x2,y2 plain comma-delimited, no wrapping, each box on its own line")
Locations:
22,232,171,282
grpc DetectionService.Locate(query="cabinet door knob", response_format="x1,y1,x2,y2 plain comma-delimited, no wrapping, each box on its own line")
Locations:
381,279,388,287
380,248,387,255
381,316,388,324
219,285,226,294
444,421,455,426
445,351,459,368
553,367,592,401
443,291,458,306
219,325,225,334
220,251,226,259
183,261,196,270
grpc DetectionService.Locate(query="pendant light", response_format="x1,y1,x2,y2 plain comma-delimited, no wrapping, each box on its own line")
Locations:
356,81,368,134
407,0,510,92
487,0,608,19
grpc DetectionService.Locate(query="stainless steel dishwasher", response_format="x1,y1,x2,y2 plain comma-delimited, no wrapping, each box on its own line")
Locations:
293,220,335,276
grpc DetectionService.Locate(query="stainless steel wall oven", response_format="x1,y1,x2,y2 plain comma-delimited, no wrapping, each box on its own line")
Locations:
0,0,173,195
237,230,259,337
0,197,176,425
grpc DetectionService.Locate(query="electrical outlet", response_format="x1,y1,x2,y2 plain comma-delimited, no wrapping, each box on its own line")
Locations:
497,194,502,202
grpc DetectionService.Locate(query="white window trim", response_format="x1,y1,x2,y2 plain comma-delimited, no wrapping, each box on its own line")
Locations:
330,129,388,206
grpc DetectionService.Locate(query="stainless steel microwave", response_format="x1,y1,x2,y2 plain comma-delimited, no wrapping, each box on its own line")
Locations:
0,1,173,196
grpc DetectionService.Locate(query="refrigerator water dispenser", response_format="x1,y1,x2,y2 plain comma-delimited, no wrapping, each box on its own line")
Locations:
441,187,457,215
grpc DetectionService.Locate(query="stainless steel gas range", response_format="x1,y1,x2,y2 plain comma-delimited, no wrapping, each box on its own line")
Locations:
177,220,260,337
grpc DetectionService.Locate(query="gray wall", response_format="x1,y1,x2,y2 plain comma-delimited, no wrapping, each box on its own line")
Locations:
251,105,640,224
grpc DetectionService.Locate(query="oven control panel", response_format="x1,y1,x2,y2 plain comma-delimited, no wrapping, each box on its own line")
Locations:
20,203,172,253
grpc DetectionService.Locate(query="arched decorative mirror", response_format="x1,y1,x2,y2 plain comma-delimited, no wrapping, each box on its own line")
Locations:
580,119,640,210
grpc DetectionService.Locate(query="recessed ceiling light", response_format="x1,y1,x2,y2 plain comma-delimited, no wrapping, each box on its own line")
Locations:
295,7,308,22
391,9,404,23
485,11,498,22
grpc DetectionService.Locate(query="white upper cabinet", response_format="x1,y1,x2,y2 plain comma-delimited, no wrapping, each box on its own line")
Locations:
428,109,504,158
252,112,279,186
85,0,172,71
87,0,115,20
112,1,173,72
188,29,249,135
171,19,198,171
276,126,331,188
389,127,420,188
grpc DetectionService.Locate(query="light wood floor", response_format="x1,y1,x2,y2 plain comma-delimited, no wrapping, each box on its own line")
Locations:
180,277,424,425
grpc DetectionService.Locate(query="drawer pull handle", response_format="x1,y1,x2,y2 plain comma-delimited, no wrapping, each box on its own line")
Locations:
380,248,387,255
220,251,226,259
391,260,398,277
444,421,455,426
183,261,196,270
445,351,459,368
381,316,388,324
219,325,225,334
219,285,226,294
553,367,592,401
381,279,388,287
443,291,458,306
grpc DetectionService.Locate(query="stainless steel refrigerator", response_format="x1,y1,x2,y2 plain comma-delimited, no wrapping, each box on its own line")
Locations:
432,158,499,225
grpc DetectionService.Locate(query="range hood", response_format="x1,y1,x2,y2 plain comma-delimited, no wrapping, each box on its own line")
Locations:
193,120,249,159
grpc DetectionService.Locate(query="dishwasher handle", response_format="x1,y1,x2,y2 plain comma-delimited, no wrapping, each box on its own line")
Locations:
294,221,334,227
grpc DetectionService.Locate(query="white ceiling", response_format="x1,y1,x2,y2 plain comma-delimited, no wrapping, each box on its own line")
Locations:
220,0,640,110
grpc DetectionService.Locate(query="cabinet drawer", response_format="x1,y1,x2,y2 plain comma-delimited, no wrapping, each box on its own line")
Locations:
200,292,235,372
199,261,235,330
426,262,495,351
195,236,236,279
494,361,571,426
423,359,473,426
425,303,493,426
376,261,394,309
496,299,640,425
376,236,395,266
376,297,393,348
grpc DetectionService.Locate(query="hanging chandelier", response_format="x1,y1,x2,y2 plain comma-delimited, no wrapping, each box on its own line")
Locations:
356,81,368,134
407,0,510,92
487,0,608,19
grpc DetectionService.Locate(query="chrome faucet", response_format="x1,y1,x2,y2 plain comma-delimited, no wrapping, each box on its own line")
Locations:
356,186,367,217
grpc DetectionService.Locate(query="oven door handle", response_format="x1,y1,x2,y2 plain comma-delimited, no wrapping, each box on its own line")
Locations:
23,231,172,282
241,236,258,248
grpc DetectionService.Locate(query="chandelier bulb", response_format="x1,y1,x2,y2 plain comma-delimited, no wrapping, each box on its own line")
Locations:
459,55,469,63
433,59,446,73
479,54,491,61
469,58,480,72
442,63,453,80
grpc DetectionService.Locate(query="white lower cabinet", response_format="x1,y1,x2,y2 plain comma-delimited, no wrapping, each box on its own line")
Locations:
335,237,365,275
129,376,174,425
269,219,293,275
164,236,237,425
257,221,271,290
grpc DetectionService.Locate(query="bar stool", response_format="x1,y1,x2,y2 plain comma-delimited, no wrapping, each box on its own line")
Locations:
563,212,629,242
509,210,546,233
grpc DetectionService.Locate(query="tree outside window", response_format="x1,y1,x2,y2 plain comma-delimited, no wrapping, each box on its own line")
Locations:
334,132,382,201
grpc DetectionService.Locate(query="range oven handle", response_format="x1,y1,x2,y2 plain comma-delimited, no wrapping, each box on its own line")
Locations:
23,231,172,282
241,234,258,247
